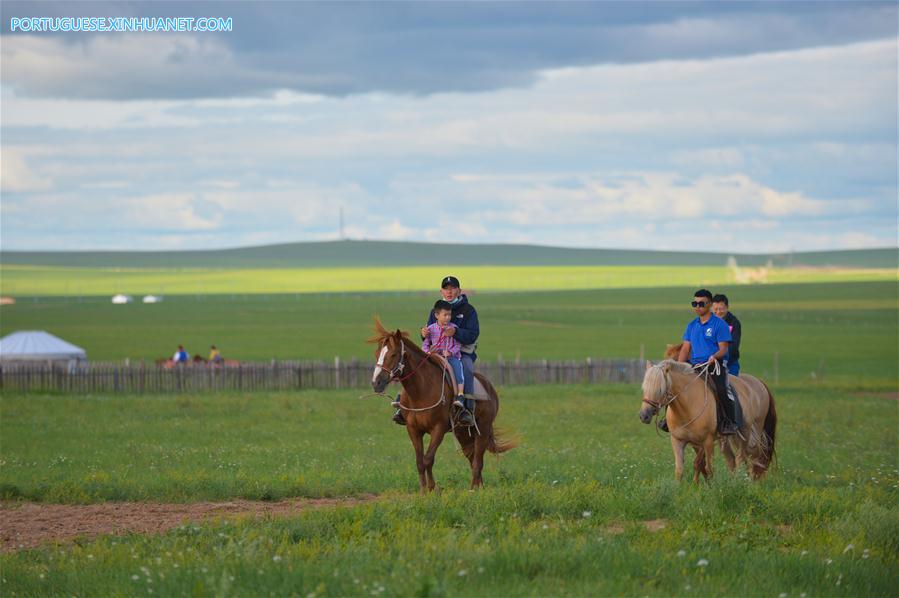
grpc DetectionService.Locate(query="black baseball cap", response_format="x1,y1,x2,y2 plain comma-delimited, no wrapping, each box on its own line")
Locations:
441,275,460,288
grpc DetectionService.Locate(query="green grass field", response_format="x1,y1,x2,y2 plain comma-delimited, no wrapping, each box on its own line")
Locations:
1,263,895,296
2,281,896,385
2,271,897,594
1,385,897,595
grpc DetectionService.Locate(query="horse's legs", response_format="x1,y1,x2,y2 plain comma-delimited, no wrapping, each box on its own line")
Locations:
720,438,737,473
702,435,716,480
455,433,475,466
692,446,704,483
671,437,687,481
407,427,428,493
423,426,447,492
470,429,490,489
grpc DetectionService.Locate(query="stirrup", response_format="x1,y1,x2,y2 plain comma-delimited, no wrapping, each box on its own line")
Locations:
392,409,406,425
390,401,401,408
657,419,669,433
719,421,739,435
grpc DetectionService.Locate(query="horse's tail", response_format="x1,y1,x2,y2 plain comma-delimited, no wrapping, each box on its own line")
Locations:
473,373,518,454
759,381,778,475
488,428,518,454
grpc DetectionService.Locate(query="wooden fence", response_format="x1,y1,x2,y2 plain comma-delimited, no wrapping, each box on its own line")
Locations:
0,357,644,394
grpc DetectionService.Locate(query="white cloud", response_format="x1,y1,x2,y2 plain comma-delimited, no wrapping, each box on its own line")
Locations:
379,220,416,240
441,171,850,224
122,193,223,231
0,149,52,192
1,36,894,252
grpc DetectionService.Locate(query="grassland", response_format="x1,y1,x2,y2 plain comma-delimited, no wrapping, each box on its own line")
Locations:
1,263,895,297
1,268,896,594
2,274,897,595
1,385,897,595
2,281,896,385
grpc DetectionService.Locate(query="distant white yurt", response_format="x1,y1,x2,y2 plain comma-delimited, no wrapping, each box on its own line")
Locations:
142,295,163,304
111,294,133,304
0,331,87,363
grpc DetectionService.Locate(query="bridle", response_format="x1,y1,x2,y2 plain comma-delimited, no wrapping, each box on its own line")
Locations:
641,395,670,411
375,336,456,418
378,337,438,383
643,362,715,433
380,339,407,380
641,362,709,412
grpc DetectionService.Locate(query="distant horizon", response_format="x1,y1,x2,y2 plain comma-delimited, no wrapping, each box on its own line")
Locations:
2,237,897,256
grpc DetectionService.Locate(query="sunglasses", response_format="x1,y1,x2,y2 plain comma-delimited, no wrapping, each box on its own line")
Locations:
691,301,708,307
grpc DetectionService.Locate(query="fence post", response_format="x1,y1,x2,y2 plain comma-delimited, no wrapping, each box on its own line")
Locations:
773,351,779,385
335,356,341,389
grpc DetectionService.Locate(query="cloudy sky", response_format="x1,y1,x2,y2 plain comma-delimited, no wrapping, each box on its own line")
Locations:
1,1,896,252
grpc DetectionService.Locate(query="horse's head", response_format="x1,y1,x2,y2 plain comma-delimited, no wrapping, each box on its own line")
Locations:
639,360,670,424
368,318,409,393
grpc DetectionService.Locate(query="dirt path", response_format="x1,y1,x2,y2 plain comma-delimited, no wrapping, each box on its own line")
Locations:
1,495,378,552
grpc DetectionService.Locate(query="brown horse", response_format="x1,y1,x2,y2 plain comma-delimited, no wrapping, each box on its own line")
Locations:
639,356,777,481
369,319,515,491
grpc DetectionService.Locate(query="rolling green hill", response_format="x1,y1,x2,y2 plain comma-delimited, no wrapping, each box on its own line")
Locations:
2,240,895,269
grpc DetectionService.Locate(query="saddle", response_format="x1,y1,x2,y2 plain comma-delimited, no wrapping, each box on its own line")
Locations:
428,354,492,402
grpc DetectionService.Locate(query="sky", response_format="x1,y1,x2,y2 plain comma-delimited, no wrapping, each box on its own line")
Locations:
1,1,896,253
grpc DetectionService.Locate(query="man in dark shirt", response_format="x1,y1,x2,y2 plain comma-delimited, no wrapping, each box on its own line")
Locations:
392,275,481,425
712,294,742,376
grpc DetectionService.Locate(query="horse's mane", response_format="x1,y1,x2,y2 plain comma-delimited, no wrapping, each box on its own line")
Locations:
367,317,413,346
642,359,695,399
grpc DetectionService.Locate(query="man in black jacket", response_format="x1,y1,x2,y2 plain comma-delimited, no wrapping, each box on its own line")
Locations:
393,275,481,425
712,294,742,376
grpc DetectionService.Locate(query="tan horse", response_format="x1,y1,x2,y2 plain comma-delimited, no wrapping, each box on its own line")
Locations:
665,342,778,478
369,319,516,491
638,358,777,481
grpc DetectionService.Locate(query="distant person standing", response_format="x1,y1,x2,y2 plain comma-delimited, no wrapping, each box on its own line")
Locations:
173,344,189,364
712,294,742,376
208,345,224,364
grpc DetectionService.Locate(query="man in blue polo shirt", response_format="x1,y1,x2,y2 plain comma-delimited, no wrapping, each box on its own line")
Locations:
676,288,738,435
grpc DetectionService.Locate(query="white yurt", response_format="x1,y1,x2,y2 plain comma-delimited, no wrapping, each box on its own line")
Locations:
0,331,87,363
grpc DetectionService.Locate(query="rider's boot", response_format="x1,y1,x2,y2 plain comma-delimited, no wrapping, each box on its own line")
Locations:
719,418,739,435
391,393,406,425
454,395,474,425
718,391,739,435
657,418,669,433
461,396,476,426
